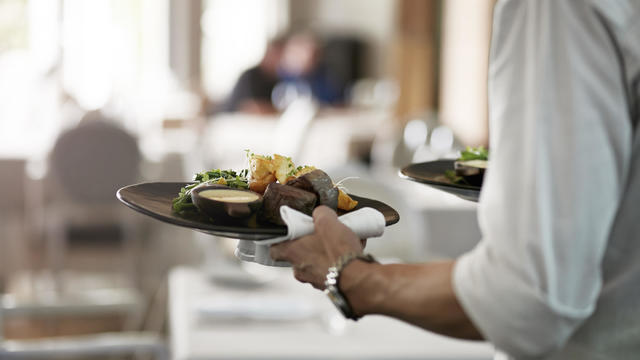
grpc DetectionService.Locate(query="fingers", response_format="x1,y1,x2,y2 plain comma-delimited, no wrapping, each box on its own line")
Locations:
312,206,344,239
272,205,338,263
269,241,291,262
271,239,325,289
312,205,338,225
269,234,314,262
270,206,359,289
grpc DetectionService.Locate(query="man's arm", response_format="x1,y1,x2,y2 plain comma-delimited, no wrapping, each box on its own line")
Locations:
341,259,483,340
270,206,483,340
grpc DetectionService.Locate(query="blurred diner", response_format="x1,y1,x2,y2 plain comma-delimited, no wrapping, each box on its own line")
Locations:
213,36,286,115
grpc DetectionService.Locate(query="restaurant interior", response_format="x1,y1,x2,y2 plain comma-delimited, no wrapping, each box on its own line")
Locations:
0,0,497,359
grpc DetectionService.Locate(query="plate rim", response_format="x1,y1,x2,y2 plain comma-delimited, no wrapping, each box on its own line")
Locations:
116,181,400,240
399,159,482,191
116,182,286,237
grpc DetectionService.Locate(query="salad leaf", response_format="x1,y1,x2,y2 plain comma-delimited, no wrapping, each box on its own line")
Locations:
172,169,249,213
444,170,468,185
458,146,489,161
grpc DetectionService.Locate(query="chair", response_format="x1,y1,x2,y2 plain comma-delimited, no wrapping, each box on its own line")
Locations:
0,117,167,359
0,292,166,359
45,117,141,285
0,159,28,292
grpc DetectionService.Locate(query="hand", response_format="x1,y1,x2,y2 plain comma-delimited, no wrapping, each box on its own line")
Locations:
270,206,364,289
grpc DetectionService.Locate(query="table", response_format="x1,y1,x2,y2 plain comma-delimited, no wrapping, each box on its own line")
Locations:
397,181,483,260
168,266,494,360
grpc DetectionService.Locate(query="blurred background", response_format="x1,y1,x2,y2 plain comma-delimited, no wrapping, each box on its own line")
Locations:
0,0,496,359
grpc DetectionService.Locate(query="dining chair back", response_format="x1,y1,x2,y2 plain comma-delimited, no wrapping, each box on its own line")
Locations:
0,159,27,296
50,119,140,204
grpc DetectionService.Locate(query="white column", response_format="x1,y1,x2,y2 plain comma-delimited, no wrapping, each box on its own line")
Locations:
169,0,203,91
439,0,495,146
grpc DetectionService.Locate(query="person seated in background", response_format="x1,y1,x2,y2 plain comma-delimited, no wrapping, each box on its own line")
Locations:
276,32,345,107
218,36,287,115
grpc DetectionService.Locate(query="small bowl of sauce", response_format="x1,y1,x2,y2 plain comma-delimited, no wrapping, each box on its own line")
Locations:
192,185,263,219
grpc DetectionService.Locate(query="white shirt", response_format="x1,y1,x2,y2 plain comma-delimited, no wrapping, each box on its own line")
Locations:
453,0,640,359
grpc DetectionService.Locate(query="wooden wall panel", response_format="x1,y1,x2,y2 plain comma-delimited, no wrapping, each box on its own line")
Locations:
393,0,439,122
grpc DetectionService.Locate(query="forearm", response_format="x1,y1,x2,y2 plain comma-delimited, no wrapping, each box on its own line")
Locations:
340,259,483,340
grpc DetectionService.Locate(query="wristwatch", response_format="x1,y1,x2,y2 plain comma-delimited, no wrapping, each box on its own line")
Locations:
324,252,377,320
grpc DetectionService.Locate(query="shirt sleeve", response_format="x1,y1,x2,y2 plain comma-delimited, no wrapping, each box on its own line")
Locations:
453,0,633,357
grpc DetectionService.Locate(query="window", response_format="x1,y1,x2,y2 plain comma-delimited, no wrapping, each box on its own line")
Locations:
201,0,288,101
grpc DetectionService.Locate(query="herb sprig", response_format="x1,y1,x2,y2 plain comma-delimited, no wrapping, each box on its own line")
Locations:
444,170,468,185
444,146,489,185
172,169,249,213
458,146,489,161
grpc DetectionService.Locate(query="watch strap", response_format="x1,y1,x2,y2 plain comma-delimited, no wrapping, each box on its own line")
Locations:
324,252,377,320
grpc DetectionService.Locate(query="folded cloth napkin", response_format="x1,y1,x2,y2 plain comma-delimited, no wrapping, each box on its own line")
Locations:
235,205,386,267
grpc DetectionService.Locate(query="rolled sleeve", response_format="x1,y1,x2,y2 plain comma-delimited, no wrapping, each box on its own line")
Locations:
454,244,589,358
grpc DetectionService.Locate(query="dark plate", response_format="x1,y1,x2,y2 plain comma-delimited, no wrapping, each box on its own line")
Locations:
399,160,481,202
116,182,400,241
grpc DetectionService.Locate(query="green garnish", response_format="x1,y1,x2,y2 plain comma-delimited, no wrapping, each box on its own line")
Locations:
287,165,309,177
172,169,249,213
458,146,489,161
444,170,468,185
445,147,489,185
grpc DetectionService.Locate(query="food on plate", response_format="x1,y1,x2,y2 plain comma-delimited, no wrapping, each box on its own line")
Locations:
445,146,489,186
271,154,295,184
172,169,249,213
248,154,277,193
199,188,261,203
245,152,356,210
285,169,338,210
172,151,359,224
247,153,303,193
191,186,263,219
261,182,317,225
287,165,317,182
338,188,358,211
457,146,489,162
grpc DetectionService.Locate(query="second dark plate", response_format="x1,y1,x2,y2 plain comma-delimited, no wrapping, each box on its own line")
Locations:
400,160,481,202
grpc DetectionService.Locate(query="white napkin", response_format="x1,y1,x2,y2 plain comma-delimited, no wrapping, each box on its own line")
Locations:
235,205,386,267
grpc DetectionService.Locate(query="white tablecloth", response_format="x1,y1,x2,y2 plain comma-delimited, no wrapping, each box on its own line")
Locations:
169,266,494,360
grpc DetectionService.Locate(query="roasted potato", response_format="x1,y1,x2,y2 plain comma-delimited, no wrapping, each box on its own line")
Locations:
272,154,295,184
338,189,358,211
248,155,276,194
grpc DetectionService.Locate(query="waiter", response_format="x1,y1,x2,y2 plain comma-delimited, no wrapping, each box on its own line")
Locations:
271,0,640,358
